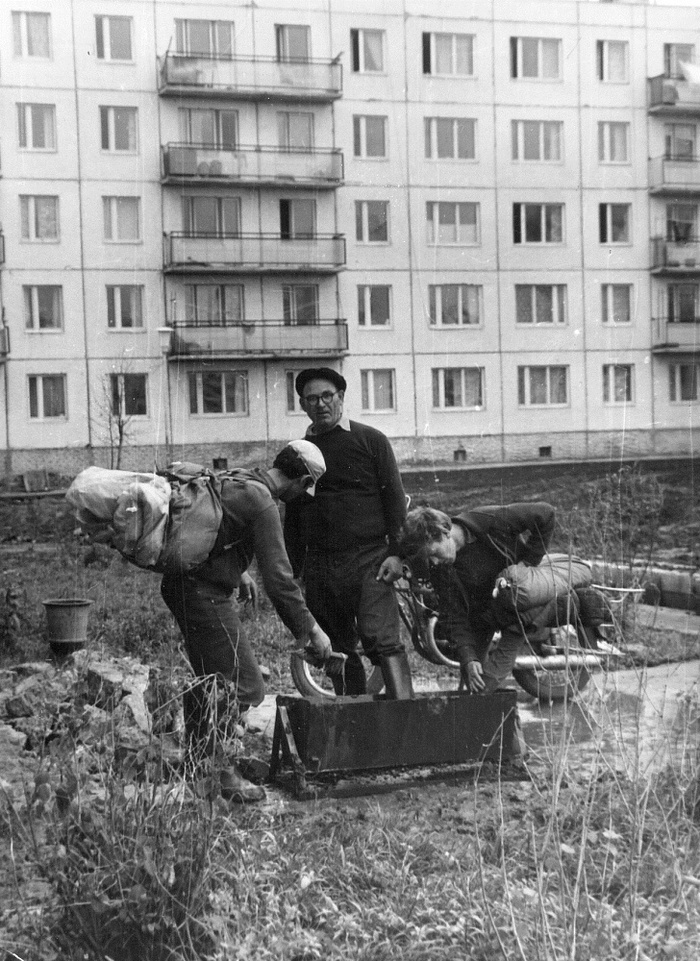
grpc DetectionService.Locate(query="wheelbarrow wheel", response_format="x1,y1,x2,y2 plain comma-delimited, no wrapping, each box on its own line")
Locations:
290,652,385,699
512,664,591,702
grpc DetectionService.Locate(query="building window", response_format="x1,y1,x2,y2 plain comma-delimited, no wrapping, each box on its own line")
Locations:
95,15,133,61
280,199,315,239
175,19,234,56
283,285,319,324
107,286,144,329
517,366,568,406
429,285,481,326
510,37,561,80
12,11,51,58
422,32,474,76
515,285,567,325
667,284,699,324
350,28,384,73
599,203,630,244
361,369,395,411
665,43,695,80
670,363,700,402
602,284,632,324
103,197,141,242
353,116,387,158
598,122,629,164
29,374,66,419
286,371,305,413
23,286,63,330
17,103,56,151
188,371,248,415
110,373,147,417
665,123,696,161
276,24,310,62
602,364,633,404
596,40,629,83
513,203,563,244
278,112,314,151
511,120,562,162
427,202,479,245
184,196,240,237
183,285,244,324
20,195,59,241
355,201,389,243
666,203,697,243
425,118,476,160
358,285,391,326
432,368,484,409
100,107,138,152
179,108,237,148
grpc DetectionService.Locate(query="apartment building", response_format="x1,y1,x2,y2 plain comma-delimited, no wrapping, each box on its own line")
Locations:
0,0,699,475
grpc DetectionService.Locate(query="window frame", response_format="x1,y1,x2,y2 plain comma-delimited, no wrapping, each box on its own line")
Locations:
179,107,238,148
426,201,480,246
360,368,396,412
95,15,134,63
431,367,485,410
599,203,631,245
110,372,148,418
515,285,567,326
278,111,315,152
183,196,241,238
23,285,64,331
17,102,56,152
175,19,235,57
106,285,145,330
350,28,385,74
357,284,392,327
517,365,569,407
100,106,139,154
102,196,142,243
598,121,630,164
282,284,319,325
183,284,245,325
664,43,695,80
20,195,60,243
424,117,476,161
512,203,564,245
28,373,66,420
596,40,629,83
511,120,562,163
669,362,700,402
355,200,390,244
665,123,696,162
602,363,634,405
285,370,306,414
601,284,633,325
275,24,311,63
428,284,482,327
667,283,699,324
188,370,249,417
510,36,561,81
280,198,316,240
422,32,474,77
353,115,388,159
12,11,52,59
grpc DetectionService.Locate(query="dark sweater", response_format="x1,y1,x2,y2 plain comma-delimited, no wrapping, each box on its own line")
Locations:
284,420,407,572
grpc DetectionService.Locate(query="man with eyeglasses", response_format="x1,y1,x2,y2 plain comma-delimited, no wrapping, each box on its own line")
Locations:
283,367,413,699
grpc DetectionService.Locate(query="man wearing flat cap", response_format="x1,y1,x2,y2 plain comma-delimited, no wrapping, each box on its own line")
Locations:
283,367,413,698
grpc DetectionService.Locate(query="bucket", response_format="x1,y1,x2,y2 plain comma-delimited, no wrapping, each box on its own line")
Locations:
43,598,93,656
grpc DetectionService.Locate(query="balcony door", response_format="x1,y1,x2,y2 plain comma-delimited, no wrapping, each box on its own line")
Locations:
283,285,318,325
665,124,697,161
280,199,315,239
179,108,237,148
668,284,699,323
667,203,698,243
183,196,240,236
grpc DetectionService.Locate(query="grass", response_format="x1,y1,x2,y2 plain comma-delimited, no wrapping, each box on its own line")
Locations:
1,464,699,958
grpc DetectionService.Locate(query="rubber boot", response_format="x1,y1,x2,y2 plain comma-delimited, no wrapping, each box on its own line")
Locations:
330,652,367,696
380,652,415,700
219,764,266,803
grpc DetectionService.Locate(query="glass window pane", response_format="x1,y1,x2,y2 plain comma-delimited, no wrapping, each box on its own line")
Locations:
37,197,58,238
680,365,699,401
543,122,561,160
116,198,138,239
613,285,631,323
541,39,559,78
367,202,388,242
525,205,542,242
285,26,310,62
373,370,393,409
220,111,237,148
444,369,462,407
192,197,217,234
463,286,479,324
611,205,629,242
550,366,567,404
114,108,136,150
608,42,627,81
545,205,562,242
464,369,482,407
224,372,246,412
27,13,50,57
435,34,453,74
221,198,240,234
361,371,370,410
365,117,385,157
370,286,390,324
535,286,554,323
432,370,440,408
223,286,243,323
442,285,459,325
457,120,475,159
354,117,363,157
521,38,539,77
29,377,39,418
123,374,146,415
363,31,383,72
216,21,233,57
37,286,60,328
43,375,65,417
530,367,548,404
456,35,472,74
188,374,198,413
516,286,533,323
202,373,223,413
523,121,540,160
436,119,454,158
109,17,132,59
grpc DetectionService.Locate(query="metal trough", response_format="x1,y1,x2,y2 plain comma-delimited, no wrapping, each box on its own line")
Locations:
269,690,522,799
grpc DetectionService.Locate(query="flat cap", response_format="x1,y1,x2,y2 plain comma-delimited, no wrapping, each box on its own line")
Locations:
295,367,347,397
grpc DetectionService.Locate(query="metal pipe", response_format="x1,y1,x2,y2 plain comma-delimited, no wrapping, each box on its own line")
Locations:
514,653,607,670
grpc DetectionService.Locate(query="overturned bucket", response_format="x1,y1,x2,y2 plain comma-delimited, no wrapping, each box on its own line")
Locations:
43,598,93,656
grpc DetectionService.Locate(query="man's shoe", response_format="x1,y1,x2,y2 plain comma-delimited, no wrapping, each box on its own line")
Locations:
220,765,266,803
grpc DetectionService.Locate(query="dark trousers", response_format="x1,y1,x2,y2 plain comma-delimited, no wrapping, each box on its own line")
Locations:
304,543,403,663
161,572,265,761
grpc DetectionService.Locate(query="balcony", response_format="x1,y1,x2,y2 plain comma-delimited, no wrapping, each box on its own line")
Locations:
162,144,343,188
158,53,342,102
163,233,346,274
0,327,9,360
649,156,700,195
651,237,700,274
165,320,348,360
652,317,700,353
648,73,700,115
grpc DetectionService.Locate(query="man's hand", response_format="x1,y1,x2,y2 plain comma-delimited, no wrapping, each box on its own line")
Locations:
306,623,332,661
376,555,404,584
466,660,486,693
238,572,258,610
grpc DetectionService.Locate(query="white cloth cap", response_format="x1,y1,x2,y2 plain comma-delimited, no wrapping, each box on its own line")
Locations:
286,439,326,496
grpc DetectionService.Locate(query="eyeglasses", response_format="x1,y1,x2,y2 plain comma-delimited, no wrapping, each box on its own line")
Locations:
303,390,340,407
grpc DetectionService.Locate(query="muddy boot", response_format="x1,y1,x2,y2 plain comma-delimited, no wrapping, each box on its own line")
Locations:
380,652,414,700
331,652,367,696
220,764,266,803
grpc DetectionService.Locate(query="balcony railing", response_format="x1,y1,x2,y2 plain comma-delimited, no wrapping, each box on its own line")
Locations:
158,52,342,102
0,327,9,358
649,155,700,193
648,74,700,114
163,232,346,274
652,317,700,352
651,237,700,272
0,231,4,265
166,320,348,359
162,144,343,187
